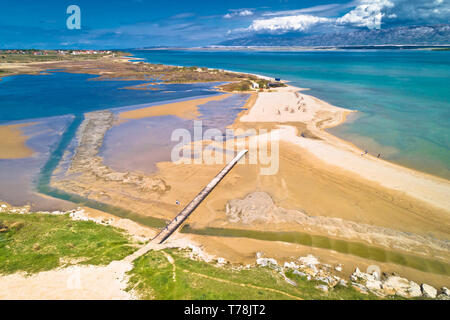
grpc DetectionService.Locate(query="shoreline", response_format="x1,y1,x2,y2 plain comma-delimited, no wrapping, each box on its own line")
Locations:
127,51,449,183
216,67,450,185
238,83,450,211
0,53,446,184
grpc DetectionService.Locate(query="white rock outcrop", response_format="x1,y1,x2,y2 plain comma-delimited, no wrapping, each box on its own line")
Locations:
256,258,278,267
421,284,437,298
407,281,422,298
382,276,411,297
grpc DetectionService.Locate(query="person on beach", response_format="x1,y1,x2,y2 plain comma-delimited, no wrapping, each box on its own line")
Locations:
377,153,381,158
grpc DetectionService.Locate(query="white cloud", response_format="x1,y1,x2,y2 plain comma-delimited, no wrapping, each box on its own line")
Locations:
239,10,254,17
337,0,394,29
224,9,254,19
239,0,436,33
388,0,450,22
262,4,342,16
248,14,331,32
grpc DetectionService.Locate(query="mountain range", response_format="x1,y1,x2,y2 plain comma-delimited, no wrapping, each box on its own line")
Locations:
219,25,450,47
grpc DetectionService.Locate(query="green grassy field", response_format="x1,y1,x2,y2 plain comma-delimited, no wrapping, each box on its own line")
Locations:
0,212,136,274
127,248,384,300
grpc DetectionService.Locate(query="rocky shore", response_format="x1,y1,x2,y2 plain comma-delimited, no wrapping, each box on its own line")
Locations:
253,252,450,300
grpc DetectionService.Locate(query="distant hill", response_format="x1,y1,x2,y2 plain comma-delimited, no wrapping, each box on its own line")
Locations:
220,25,450,47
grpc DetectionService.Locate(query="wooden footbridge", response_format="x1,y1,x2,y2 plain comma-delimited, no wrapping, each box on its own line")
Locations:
151,149,248,244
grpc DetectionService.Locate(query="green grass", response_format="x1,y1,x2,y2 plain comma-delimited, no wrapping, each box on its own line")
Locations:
0,212,137,275
127,248,382,300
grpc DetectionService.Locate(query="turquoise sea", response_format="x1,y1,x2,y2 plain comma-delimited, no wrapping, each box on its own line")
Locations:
130,49,450,179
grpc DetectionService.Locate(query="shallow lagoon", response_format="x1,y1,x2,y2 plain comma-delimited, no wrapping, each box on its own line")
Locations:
0,71,234,208
101,94,249,173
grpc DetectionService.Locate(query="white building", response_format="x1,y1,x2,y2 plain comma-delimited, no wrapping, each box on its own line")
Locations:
251,81,259,89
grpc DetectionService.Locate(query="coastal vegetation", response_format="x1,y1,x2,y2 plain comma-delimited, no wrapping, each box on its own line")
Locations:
219,79,286,92
431,48,450,51
0,207,445,300
130,62,257,83
220,80,253,92
127,248,380,300
0,53,261,87
0,211,136,274
0,49,126,63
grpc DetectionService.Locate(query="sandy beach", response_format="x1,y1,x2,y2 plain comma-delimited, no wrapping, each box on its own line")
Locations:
239,85,450,212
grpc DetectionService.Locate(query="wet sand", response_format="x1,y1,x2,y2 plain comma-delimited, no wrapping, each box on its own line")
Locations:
119,93,232,120
0,123,34,159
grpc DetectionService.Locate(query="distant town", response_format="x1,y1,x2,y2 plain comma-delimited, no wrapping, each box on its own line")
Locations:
0,49,115,56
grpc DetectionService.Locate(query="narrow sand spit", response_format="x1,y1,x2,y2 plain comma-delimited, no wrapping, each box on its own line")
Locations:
0,123,34,159
240,85,450,212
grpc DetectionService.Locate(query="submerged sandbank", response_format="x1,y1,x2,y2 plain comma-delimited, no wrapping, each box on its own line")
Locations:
118,93,232,120
0,123,34,159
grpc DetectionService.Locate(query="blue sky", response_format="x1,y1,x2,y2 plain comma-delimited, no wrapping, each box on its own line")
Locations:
1,0,449,48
